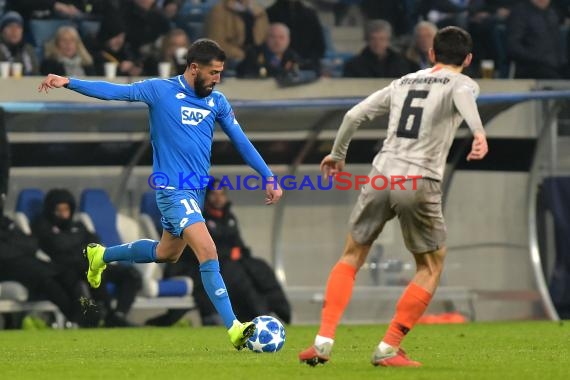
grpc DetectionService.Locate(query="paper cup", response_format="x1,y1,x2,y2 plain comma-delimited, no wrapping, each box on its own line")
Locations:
0,62,10,79
158,62,172,78
104,62,118,79
11,62,23,78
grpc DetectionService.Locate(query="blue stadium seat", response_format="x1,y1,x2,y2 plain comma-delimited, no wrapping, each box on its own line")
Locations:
14,188,45,234
138,192,193,298
140,191,162,238
15,188,45,223
29,19,73,47
79,188,122,247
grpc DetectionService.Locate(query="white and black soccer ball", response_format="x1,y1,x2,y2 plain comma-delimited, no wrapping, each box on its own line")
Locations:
246,315,286,353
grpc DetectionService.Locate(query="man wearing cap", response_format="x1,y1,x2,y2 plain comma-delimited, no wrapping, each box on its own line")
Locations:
0,11,39,76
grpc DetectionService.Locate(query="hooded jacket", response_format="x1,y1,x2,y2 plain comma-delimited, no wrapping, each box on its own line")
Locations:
32,189,98,268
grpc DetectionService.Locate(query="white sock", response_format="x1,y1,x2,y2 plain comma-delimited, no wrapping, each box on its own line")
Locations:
315,335,334,347
378,341,395,354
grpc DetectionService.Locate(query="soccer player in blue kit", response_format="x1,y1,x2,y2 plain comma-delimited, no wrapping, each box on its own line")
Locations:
38,39,282,349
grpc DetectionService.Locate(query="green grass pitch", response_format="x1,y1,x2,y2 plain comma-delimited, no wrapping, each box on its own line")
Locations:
0,321,568,380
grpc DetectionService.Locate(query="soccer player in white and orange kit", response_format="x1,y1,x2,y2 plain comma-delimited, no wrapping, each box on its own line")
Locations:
299,26,488,367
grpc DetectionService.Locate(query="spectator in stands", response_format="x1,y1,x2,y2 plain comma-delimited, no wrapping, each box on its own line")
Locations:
266,0,325,74
6,0,111,21
40,25,96,76
121,0,171,61
0,108,8,222
507,0,564,78
405,21,438,70
359,0,414,37
143,28,190,76
0,11,40,76
468,0,519,74
146,179,291,326
417,0,469,28
33,189,143,327
94,13,143,77
160,0,182,28
0,214,81,327
237,22,316,79
205,0,269,70
343,19,417,78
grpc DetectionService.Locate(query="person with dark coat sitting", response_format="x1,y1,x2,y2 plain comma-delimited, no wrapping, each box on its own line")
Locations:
40,26,96,77
0,214,81,327
93,13,143,77
237,22,315,79
343,19,418,78
507,0,564,79
266,0,325,74
33,189,142,327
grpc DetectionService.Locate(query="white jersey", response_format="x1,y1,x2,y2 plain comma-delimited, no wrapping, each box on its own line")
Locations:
331,67,485,181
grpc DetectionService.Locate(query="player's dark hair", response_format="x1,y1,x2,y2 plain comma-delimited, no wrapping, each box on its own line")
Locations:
186,39,226,66
433,26,472,66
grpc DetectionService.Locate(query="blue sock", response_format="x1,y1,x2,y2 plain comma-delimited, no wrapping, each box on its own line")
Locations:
200,260,236,329
103,239,158,263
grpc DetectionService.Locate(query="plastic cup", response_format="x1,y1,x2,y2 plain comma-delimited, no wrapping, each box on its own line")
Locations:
158,62,172,78
11,62,23,78
104,61,118,79
1,62,11,78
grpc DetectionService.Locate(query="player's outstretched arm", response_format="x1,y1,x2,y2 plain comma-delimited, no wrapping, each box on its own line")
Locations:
320,154,345,180
38,73,149,102
466,132,488,161
38,74,69,93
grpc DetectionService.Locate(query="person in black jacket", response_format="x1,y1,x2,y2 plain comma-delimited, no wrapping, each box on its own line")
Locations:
237,22,316,79
121,0,171,61
93,12,143,77
507,0,564,78
146,179,291,326
0,108,9,216
343,19,418,78
266,0,325,74
0,214,80,327
33,189,142,327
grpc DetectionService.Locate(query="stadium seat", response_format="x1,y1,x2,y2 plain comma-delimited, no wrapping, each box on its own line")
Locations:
138,191,194,298
14,188,45,235
139,191,162,241
28,19,74,58
78,188,123,246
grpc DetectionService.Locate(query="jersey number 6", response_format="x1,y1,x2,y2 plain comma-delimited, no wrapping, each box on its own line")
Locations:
396,90,429,139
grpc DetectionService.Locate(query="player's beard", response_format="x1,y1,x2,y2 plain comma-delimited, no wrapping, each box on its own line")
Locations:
195,73,215,98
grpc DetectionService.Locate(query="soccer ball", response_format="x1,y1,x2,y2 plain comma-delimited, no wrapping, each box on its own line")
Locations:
246,315,286,353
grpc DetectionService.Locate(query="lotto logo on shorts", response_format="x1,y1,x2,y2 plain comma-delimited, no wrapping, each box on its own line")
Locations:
181,107,211,126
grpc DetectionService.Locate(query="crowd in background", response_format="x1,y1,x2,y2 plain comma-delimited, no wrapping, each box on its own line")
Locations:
0,0,568,81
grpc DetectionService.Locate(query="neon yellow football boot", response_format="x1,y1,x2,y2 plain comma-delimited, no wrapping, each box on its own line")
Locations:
228,320,256,350
84,243,107,288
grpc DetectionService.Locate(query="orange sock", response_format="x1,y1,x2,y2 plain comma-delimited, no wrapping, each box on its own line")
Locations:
383,282,432,348
318,262,357,339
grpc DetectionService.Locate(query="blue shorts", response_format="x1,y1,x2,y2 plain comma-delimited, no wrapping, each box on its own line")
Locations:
156,189,206,237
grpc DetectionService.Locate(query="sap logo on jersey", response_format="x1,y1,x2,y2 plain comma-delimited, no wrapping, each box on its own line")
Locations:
181,107,211,126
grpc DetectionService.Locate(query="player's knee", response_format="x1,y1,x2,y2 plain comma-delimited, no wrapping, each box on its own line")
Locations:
342,234,371,269
193,243,218,262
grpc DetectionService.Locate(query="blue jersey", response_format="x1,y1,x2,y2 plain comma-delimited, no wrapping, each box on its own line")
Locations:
67,76,273,189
